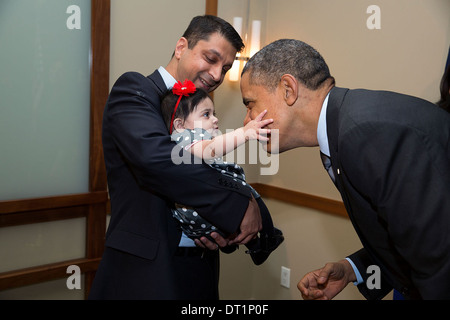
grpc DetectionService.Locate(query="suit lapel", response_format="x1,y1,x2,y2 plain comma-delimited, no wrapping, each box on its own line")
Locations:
147,70,167,97
326,87,358,218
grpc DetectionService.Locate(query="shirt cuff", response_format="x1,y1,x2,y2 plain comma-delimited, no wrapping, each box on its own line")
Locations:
345,257,364,285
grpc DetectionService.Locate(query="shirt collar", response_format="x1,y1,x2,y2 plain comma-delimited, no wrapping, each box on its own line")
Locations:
317,92,331,157
158,66,177,89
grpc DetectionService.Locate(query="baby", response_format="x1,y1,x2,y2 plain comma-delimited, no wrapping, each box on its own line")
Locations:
161,80,283,265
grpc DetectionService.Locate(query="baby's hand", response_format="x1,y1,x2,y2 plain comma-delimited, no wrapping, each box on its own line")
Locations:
243,110,273,141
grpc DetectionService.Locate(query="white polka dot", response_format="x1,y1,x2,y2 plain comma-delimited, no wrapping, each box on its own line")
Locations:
190,220,195,224
201,224,206,228
242,181,246,186
193,212,198,217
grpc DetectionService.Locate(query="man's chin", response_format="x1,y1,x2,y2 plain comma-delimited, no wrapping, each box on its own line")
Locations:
262,142,279,154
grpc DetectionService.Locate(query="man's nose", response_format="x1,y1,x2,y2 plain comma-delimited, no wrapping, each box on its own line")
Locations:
209,65,222,82
243,110,251,126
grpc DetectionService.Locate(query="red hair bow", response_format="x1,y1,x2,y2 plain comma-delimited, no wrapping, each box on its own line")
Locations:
170,80,197,134
172,79,196,96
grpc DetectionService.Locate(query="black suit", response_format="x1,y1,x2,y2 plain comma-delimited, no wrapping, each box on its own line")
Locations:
89,71,252,299
326,87,450,299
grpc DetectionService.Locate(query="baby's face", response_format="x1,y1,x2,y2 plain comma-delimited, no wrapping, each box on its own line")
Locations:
183,97,219,134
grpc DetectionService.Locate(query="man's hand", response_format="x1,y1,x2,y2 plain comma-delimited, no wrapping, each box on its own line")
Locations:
229,195,262,245
297,259,356,300
195,196,262,249
194,232,229,250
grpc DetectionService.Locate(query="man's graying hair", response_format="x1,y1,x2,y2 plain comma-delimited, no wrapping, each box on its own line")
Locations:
242,39,334,91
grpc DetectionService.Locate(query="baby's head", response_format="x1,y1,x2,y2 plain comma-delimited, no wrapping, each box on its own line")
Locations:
161,80,218,134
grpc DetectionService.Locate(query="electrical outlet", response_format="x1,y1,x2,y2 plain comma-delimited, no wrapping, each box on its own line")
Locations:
281,266,290,288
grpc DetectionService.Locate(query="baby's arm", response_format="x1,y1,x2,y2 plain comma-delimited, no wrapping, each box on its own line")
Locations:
190,110,273,160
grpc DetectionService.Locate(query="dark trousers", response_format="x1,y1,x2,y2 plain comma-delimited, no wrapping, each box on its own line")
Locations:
89,246,219,300
173,247,220,300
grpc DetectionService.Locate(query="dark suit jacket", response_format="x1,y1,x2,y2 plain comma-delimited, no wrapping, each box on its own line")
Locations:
326,87,450,299
89,71,252,299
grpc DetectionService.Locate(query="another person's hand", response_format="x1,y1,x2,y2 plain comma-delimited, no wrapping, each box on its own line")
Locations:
243,110,273,142
194,232,229,250
297,259,356,300
195,196,262,249
229,195,262,245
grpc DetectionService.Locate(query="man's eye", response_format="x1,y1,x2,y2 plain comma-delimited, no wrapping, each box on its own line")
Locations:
205,56,215,63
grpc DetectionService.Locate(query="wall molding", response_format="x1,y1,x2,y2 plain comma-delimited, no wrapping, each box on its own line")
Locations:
251,183,348,219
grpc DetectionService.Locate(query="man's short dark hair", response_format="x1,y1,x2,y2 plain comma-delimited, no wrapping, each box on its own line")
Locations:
182,15,245,53
242,39,334,91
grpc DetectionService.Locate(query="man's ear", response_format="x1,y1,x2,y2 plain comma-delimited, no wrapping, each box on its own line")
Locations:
280,74,298,106
174,37,188,59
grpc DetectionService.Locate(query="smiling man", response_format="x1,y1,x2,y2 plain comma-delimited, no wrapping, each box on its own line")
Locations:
89,15,263,300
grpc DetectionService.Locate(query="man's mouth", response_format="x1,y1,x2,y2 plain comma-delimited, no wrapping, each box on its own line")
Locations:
199,78,213,91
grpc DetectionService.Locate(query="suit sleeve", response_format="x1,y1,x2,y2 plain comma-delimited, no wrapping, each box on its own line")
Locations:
341,121,450,299
103,72,251,234
347,249,393,299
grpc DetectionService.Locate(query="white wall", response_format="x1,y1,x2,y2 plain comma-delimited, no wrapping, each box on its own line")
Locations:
3,0,448,300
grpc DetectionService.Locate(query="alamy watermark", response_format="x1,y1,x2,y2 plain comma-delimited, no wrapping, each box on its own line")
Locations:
66,4,381,31
367,5,381,30
66,5,81,30
366,265,381,290
66,265,81,290
170,128,280,176
66,263,382,292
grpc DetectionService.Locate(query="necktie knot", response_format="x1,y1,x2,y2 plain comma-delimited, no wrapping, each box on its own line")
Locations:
320,151,335,182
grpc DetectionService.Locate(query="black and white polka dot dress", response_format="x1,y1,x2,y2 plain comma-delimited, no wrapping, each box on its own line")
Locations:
171,128,260,240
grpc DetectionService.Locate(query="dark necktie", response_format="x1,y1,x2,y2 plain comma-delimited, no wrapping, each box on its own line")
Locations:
320,151,335,182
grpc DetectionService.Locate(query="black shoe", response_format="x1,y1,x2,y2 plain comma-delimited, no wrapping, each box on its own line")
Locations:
246,228,284,265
